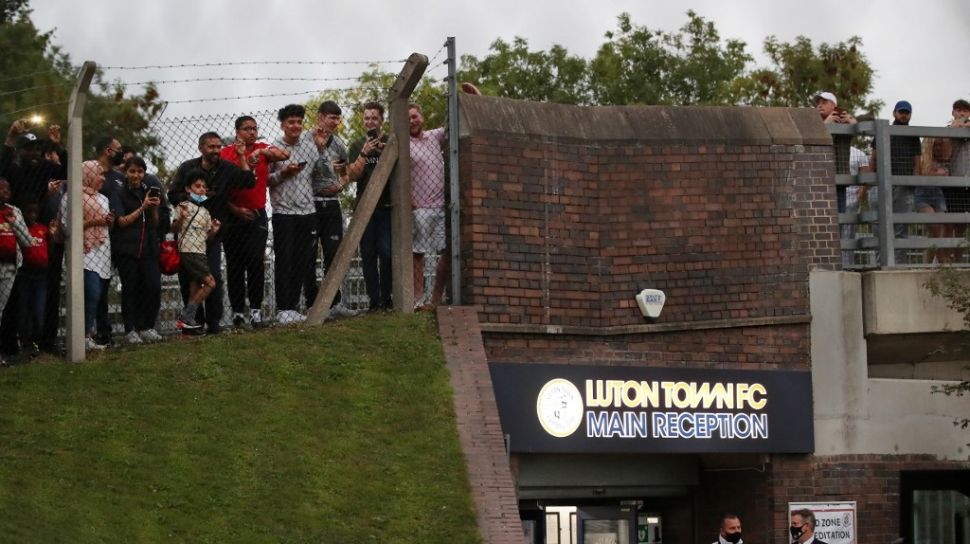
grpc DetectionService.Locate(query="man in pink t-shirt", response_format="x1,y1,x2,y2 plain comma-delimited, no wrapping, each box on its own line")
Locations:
220,115,288,328
408,103,446,305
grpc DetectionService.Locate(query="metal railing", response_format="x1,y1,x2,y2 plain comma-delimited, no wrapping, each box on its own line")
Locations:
830,121,970,269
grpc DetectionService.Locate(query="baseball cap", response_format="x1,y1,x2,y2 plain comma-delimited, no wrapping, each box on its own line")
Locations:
14,132,38,149
813,92,837,106
893,100,913,113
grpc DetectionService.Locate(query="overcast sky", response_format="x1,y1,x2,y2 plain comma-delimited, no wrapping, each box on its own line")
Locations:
28,0,970,125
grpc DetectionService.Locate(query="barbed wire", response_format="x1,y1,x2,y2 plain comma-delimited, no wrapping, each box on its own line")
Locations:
120,76,366,86
0,83,72,98
0,100,70,119
102,60,408,70
428,42,448,67
157,86,392,106
0,69,61,84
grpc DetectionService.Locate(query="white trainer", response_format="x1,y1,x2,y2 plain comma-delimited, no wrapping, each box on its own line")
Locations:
328,304,359,319
139,329,163,343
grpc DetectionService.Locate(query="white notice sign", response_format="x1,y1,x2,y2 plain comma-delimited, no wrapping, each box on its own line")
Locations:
789,502,856,544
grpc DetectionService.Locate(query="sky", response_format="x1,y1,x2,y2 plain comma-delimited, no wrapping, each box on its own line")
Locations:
26,0,970,126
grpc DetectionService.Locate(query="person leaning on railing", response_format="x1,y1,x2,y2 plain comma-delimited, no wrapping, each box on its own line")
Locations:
941,99,970,263
949,99,970,177
916,138,952,263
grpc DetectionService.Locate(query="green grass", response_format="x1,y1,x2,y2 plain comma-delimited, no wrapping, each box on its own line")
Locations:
0,313,480,543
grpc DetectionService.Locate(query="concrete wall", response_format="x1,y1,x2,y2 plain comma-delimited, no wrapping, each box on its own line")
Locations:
811,270,969,459
862,270,965,335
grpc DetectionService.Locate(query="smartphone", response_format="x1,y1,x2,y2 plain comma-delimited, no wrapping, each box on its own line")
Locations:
147,187,160,199
366,128,378,140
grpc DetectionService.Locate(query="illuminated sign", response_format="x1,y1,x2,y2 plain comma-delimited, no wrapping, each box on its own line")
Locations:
490,363,814,454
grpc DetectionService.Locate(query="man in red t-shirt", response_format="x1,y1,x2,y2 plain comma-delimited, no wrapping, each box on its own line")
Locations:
220,116,289,328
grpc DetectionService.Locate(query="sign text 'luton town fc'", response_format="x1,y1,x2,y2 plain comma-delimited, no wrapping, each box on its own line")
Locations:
490,363,814,454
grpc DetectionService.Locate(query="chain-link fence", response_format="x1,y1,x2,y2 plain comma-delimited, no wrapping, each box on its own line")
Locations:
0,50,456,359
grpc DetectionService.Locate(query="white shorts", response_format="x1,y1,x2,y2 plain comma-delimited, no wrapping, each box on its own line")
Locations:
413,207,445,254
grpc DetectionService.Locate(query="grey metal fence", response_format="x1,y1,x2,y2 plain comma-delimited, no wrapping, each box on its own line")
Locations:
831,121,970,269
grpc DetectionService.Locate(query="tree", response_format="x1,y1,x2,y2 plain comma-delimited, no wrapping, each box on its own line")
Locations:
457,11,879,114
730,35,881,115
0,3,165,165
460,37,589,104
0,0,29,24
589,11,751,106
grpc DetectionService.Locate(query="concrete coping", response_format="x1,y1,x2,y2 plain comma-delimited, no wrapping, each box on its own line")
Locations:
458,93,832,146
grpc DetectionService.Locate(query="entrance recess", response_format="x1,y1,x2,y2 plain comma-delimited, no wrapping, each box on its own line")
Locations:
577,506,637,544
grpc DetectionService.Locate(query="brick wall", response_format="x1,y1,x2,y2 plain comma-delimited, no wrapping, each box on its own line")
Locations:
482,325,810,370
458,97,838,337
771,454,970,544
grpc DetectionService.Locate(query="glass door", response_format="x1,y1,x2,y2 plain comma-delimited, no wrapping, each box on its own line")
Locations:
577,506,637,544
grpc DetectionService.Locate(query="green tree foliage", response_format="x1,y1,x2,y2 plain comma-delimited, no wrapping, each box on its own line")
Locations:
0,0,29,24
730,36,881,114
458,11,879,114
459,37,589,104
589,11,751,105
0,5,164,164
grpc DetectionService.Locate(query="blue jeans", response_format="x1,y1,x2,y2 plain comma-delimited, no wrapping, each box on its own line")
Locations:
83,269,105,335
360,206,392,309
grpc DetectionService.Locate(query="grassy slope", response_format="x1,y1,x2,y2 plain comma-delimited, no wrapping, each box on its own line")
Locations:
0,313,480,543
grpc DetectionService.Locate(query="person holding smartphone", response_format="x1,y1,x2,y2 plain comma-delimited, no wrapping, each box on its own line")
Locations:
306,100,357,318
348,101,393,312
111,155,163,344
267,104,320,324
220,115,289,329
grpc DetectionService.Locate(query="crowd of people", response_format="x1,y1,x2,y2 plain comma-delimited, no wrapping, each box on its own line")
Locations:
0,97,455,362
817,91,970,266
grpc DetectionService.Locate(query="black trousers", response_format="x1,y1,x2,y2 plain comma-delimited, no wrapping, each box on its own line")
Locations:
305,200,343,307
360,206,392,310
116,253,161,332
224,209,268,314
272,213,316,312
41,241,64,350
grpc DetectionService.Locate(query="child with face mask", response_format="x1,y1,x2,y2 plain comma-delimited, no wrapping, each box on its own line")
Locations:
171,170,220,334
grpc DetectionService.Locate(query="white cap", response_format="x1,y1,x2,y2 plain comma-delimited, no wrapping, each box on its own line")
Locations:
813,91,837,106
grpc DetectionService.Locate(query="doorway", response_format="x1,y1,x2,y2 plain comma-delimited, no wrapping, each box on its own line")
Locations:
536,504,649,544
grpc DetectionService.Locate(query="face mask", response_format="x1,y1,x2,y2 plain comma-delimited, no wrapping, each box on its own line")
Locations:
111,151,124,166
724,532,742,544
790,526,805,540
189,193,207,204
